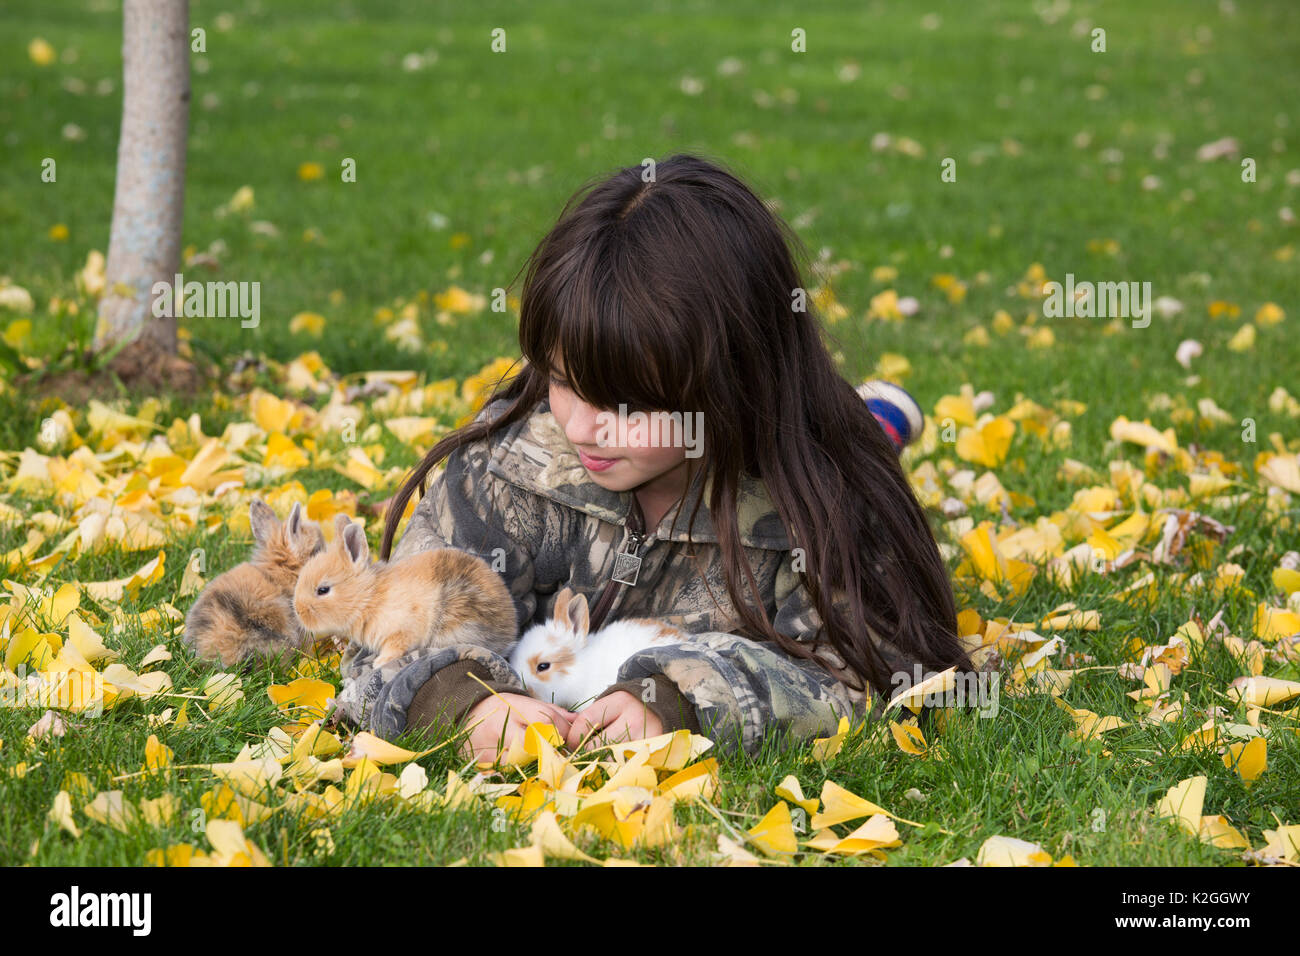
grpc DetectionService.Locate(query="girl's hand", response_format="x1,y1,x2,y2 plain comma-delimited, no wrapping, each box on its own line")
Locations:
460,693,575,764
565,691,663,752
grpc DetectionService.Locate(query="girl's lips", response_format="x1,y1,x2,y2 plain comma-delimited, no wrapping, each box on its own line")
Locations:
578,448,620,472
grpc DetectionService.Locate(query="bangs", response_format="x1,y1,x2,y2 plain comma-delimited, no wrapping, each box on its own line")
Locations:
519,234,701,414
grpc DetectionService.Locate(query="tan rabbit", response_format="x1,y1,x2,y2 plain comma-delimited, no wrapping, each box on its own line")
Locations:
292,514,518,667
184,499,327,666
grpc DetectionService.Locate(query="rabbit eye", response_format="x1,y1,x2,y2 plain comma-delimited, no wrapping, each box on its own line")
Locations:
537,662,550,672
316,585,331,596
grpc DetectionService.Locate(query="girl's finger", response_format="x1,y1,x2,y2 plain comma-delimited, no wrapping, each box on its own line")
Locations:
540,702,571,724
566,715,599,748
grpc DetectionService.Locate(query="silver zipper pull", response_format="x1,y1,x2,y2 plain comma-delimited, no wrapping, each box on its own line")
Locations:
610,496,649,586
611,528,645,586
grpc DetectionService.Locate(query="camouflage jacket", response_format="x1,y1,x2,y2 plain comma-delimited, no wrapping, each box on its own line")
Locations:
334,398,916,756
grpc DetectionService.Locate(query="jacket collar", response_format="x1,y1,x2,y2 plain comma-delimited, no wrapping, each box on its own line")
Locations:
484,399,792,551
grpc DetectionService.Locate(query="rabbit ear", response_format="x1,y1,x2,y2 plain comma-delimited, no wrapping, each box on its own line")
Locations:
249,498,279,545
340,521,369,567
286,502,303,538
332,513,353,541
565,592,590,638
552,587,573,624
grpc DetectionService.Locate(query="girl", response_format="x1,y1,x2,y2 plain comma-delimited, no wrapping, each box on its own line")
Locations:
333,153,972,764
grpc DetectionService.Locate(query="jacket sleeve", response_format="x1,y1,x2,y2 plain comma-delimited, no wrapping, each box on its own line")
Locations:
596,552,914,756
333,423,550,739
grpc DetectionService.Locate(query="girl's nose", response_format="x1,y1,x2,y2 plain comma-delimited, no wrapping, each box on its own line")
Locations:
563,397,605,448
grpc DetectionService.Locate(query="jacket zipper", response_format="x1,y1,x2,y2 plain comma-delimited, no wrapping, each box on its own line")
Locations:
588,494,649,631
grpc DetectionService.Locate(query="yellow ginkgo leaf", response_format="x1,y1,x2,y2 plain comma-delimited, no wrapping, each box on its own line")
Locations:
658,759,719,803
139,644,171,668
1055,699,1129,740
488,844,545,867
342,731,435,768
934,389,978,428
811,780,890,829
804,814,901,857
1222,737,1266,788
1254,603,1300,643
201,672,243,711
140,794,180,828
80,551,166,602
1226,323,1256,352
208,757,283,799
886,666,957,714
1258,826,1300,862
810,716,850,761
443,770,479,810
1274,566,1300,595
206,818,272,867
1110,416,1178,454
1156,775,1206,836
1258,454,1300,494
289,311,326,336
86,400,156,437
264,432,310,470
956,416,1015,467
384,417,442,446
48,790,81,838
773,775,819,817
335,446,386,490
1228,675,1300,708
267,677,335,721
4,627,57,671
144,734,173,775
570,799,645,851
251,391,300,434
605,729,709,771
523,721,564,757
1180,718,1221,752
531,810,600,863
715,834,763,866
976,834,1053,866
83,790,139,833
890,720,929,755
1199,815,1250,849
747,801,798,856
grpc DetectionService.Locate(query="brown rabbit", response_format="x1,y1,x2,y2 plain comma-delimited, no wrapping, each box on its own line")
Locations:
184,499,326,666
293,514,518,667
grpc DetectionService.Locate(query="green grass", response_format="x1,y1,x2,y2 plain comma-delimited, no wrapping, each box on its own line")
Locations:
0,0,1297,865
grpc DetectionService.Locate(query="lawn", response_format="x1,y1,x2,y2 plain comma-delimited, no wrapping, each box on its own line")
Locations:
0,0,1297,866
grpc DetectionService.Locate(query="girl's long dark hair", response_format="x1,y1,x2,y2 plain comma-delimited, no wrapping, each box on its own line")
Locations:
382,152,971,697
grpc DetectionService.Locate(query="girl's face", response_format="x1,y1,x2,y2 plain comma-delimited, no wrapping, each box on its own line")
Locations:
546,353,689,494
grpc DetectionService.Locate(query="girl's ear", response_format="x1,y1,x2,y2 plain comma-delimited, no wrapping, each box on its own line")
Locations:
566,592,590,638
286,502,303,538
249,498,279,545
340,522,369,567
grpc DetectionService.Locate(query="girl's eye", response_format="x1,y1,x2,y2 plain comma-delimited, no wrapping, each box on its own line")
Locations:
316,585,330,596
537,662,550,672
549,376,569,390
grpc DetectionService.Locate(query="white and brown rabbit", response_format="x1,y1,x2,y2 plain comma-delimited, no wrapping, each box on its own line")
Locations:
292,514,518,667
184,499,327,666
509,587,687,710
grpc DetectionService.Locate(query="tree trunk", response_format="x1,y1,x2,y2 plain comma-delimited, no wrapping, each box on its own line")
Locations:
95,0,189,367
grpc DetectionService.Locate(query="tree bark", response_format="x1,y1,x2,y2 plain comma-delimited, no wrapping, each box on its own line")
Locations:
95,0,189,362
